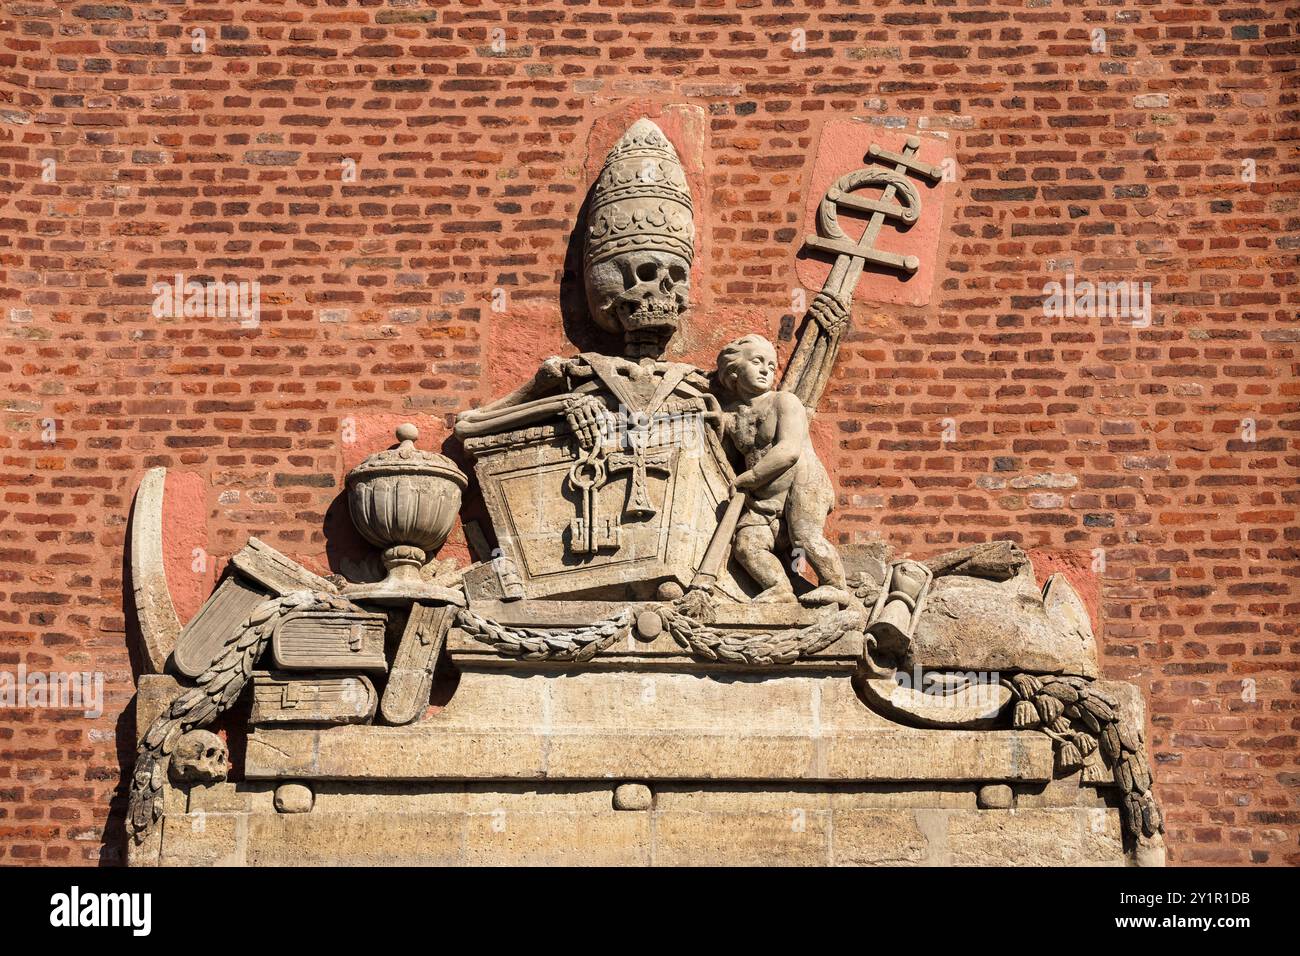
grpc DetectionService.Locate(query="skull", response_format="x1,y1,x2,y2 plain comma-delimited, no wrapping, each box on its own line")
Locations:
169,730,229,786
586,249,690,346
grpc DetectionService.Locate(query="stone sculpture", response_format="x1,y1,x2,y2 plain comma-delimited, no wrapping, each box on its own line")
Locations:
343,423,467,604
122,116,1165,868
714,334,848,606
454,117,706,439
453,119,738,602
168,730,228,786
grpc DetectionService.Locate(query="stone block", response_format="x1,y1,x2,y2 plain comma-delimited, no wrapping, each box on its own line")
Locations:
188,782,249,814
612,782,652,810
159,813,242,867
818,731,1052,782
945,808,1123,866
977,784,1014,809
274,783,314,814
246,812,463,867
246,726,548,781
832,809,930,865
654,809,830,866
826,785,976,810
462,810,651,866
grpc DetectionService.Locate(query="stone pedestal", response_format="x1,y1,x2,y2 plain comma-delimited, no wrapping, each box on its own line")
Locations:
136,670,1137,867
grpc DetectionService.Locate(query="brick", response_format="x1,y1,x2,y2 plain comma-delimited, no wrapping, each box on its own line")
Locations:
0,0,1292,873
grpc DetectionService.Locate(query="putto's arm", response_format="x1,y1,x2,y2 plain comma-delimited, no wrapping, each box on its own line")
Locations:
736,391,804,490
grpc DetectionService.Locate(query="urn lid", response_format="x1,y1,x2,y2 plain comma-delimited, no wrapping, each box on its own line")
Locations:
346,424,468,487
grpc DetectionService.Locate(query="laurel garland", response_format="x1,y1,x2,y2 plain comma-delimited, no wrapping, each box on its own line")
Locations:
656,601,866,666
459,592,865,667
455,605,636,662
128,590,351,845
1004,673,1164,842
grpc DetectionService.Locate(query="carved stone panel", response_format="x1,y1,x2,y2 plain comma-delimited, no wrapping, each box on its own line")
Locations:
796,123,951,308
464,417,746,602
250,673,377,726
269,609,388,673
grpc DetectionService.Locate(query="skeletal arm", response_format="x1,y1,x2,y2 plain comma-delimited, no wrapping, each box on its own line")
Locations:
454,357,594,439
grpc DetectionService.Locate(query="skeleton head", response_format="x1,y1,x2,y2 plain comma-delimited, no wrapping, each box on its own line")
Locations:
583,118,695,355
586,250,691,344
169,730,229,786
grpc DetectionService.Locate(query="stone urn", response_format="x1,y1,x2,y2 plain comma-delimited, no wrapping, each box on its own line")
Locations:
344,423,467,602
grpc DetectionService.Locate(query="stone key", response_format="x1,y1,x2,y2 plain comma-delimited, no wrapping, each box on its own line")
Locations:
568,453,620,554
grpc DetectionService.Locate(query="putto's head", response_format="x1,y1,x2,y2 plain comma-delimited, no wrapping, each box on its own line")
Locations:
718,334,778,399
584,118,694,354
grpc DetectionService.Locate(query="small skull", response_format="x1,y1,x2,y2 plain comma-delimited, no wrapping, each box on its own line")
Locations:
586,250,690,344
169,730,229,786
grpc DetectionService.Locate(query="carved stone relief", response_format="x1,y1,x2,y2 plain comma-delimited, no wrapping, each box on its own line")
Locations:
123,116,1165,868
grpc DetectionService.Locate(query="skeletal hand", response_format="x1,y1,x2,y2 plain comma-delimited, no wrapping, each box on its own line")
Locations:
540,355,568,381
565,395,610,450
807,290,851,334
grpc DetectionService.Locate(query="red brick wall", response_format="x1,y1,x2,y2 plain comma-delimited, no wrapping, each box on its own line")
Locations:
0,1,1295,866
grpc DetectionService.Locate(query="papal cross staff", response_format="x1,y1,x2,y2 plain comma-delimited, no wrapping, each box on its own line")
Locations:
690,135,944,591
783,135,944,408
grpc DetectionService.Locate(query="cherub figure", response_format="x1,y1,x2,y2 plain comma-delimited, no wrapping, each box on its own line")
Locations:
715,334,849,606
